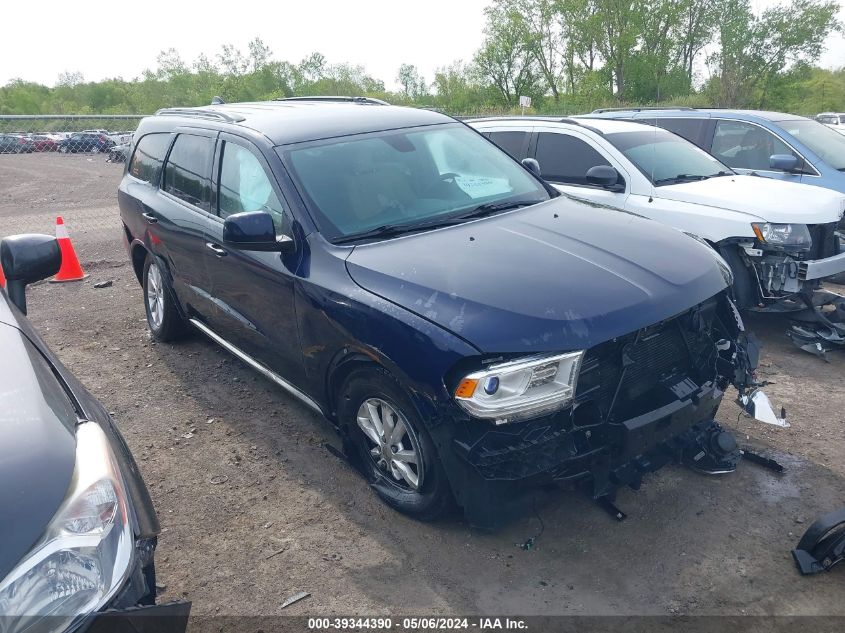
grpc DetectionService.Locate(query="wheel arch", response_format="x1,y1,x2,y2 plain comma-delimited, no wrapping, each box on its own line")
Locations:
129,238,148,285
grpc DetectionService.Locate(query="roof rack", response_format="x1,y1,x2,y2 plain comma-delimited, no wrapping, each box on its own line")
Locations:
275,96,389,105
590,106,696,114
155,107,245,123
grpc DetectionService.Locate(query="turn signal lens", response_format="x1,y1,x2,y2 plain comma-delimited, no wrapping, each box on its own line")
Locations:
455,378,478,398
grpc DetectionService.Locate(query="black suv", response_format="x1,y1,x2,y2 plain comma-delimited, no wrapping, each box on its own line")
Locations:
118,97,763,528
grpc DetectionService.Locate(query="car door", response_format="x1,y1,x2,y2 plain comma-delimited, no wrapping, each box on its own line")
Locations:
532,128,630,208
201,134,305,383
145,129,221,320
707,119,811,183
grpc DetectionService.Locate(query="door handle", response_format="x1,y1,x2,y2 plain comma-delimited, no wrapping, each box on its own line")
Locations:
205,242,228,257
141,212,158,224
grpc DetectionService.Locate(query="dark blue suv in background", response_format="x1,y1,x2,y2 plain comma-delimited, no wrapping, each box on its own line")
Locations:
118,97,761,528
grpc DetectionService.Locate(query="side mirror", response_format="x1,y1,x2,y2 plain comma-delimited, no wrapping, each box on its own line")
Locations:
0,234,61,315
521,158,541,177
769,154,799,172
586,165,623,191
222,211,294,253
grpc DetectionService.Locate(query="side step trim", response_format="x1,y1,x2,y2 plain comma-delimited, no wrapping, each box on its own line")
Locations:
189,318,323,415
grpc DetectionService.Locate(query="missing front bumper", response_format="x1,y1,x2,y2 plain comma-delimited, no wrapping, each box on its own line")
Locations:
85,601,191,633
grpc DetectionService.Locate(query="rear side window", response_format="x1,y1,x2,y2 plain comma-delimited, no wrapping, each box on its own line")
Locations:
163,134,214,211
488,131,529,160
653,118,707,146
128,133,172,184
535,132,611,185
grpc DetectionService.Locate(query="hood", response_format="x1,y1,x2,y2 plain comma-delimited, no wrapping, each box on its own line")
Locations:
345,197,730,354
658,175,845,224
0,321,76,580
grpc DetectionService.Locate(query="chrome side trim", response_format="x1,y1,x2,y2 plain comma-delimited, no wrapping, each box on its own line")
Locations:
189,318,323,415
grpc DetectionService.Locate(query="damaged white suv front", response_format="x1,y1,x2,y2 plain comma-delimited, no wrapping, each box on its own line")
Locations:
470,118,845,338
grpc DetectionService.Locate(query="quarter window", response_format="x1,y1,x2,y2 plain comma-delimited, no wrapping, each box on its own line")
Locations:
711,120,798,171
163,134,214,211
535,133,611,186
218,142,288,234
128,133,172,184
488,131,529,160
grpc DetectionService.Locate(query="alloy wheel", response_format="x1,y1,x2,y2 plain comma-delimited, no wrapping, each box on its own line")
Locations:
356,398,424,490
145,263,165,330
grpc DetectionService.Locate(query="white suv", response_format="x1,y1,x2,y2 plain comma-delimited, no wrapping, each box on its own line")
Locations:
469,117,845,310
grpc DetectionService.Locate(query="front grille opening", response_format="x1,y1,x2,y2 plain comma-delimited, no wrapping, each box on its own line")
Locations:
576,298,722,422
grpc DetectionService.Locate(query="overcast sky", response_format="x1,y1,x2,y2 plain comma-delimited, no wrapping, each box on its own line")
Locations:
2,0,843,89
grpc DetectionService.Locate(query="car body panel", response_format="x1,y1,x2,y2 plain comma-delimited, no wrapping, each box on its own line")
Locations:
0,290,160,570
0,321,76,579
345,197,730,353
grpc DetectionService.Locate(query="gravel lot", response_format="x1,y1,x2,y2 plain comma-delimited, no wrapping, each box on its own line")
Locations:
2,152,845,618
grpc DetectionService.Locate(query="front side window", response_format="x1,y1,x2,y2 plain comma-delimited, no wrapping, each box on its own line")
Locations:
218,141,289,234
535,132,611,186
163,134,214,211
711,120,798,171
606,129,731,185
128,133,172,184
776,119,845,171
282,123,548,241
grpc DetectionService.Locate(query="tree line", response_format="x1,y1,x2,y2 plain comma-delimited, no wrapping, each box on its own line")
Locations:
0,0,842,117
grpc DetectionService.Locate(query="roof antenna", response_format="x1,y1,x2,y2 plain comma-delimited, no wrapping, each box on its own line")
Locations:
648,77,660,203
210,96,225,105
649,117,656,203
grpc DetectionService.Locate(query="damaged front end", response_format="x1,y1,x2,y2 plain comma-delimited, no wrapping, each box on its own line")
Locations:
442,292,766,530
733,223,845,357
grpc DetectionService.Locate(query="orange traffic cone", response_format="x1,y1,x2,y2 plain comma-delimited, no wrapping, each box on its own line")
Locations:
51,216,87,282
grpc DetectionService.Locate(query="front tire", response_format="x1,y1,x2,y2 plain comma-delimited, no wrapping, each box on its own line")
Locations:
142,255,186,342
339,367,453,521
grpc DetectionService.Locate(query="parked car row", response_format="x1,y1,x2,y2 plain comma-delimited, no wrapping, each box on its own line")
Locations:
0,130,132,154
816,112,845,136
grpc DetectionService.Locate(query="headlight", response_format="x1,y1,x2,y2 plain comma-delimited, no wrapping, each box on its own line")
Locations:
454,352,584,424
751,223,811,248
0,422,134,633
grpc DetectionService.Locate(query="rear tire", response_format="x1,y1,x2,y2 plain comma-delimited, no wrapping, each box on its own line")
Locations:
338,367,453,521
142,255,186,342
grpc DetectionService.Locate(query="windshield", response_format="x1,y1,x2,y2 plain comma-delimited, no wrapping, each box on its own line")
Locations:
281,124,549,241
777,119,845,171
605,129,732,185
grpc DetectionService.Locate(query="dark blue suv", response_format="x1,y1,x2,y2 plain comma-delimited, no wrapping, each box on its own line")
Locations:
118,98,759,528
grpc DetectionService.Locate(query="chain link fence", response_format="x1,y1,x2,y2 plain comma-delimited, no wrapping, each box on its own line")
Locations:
0,115,150,259
0,115,146,160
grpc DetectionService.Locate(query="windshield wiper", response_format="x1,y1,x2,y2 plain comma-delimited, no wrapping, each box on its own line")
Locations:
333,200,547,244
453,199,547,220
654,174,710,185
